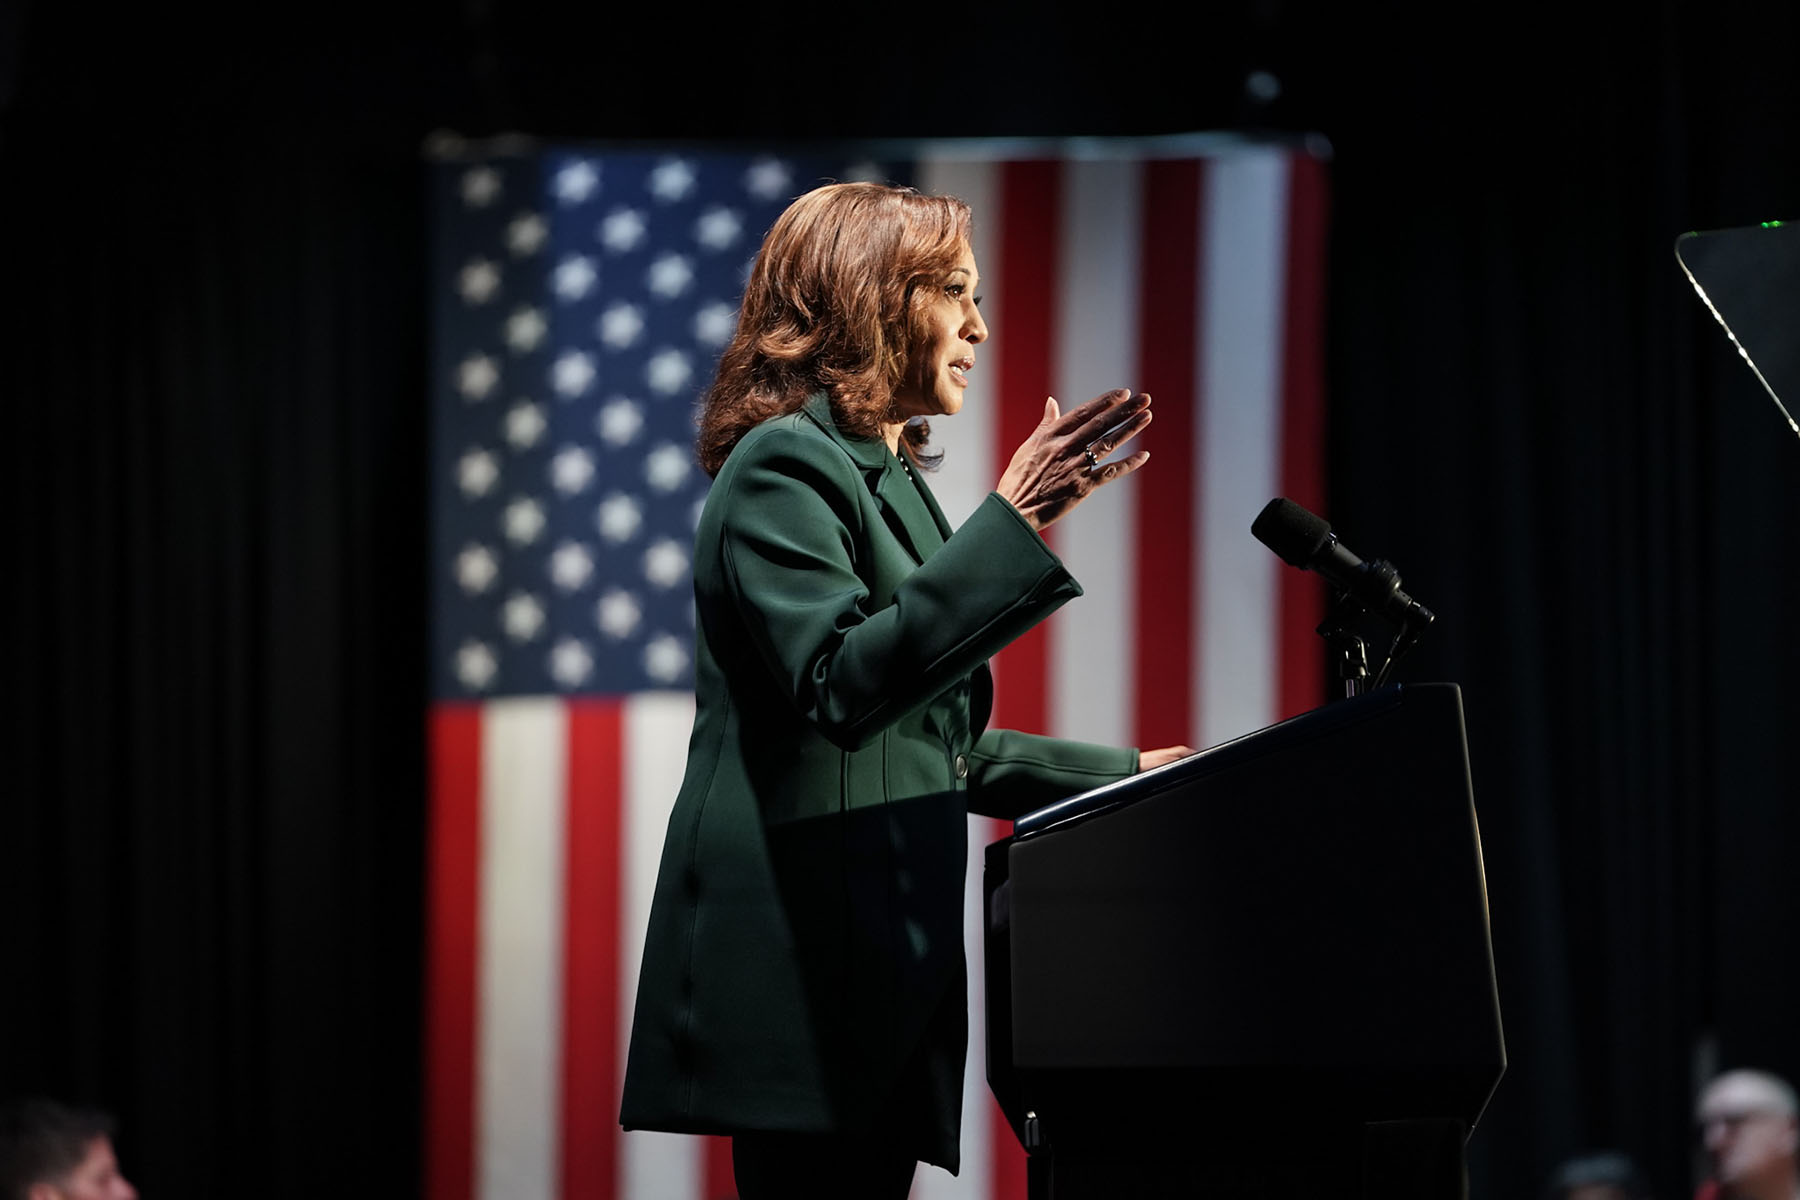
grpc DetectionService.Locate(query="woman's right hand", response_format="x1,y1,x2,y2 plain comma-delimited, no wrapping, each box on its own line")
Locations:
995,389,1153,532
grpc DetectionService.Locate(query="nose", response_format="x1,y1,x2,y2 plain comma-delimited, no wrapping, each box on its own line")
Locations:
965,305,988,344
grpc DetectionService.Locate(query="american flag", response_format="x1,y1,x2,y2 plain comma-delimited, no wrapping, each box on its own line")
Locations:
426,138,1329,1200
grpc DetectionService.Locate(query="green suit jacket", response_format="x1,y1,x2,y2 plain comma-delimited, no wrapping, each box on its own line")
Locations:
619,394,1137,1170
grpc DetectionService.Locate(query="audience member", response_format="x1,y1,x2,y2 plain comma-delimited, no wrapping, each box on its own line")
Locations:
1548,1149,1652,1200
1695,1069,1799,1200
0,1099,137,1200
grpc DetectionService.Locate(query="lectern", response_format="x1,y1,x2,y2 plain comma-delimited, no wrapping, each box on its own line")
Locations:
984,683,1504,1198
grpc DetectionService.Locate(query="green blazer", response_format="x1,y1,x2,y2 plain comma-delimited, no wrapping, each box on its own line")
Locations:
620,394,1137,1170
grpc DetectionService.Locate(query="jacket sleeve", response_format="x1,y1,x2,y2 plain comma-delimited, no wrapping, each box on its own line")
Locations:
965,728,1139,820
717,425,1084,751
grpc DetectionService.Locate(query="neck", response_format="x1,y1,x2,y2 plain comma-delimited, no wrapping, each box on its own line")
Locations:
881,421,904,455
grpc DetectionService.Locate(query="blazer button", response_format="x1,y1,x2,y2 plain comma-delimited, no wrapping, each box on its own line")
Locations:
954,753,968,780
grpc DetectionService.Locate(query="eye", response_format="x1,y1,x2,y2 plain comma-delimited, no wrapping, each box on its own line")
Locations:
945,282,966,299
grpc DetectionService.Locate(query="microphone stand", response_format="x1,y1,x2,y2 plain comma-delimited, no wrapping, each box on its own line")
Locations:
1316,559,1437,700
1317,591,1371,699
1371,606,1434,690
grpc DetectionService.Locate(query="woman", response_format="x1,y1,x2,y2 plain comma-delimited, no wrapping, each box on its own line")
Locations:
620,182,1189,1197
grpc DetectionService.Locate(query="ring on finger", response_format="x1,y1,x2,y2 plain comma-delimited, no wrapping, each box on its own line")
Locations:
1085,444,1103,469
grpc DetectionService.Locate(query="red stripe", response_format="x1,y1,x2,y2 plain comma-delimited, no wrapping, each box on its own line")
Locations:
426,704,482,1200
703,1136,735,1199
1276,154,1330,720
562,700,624,1198
1132,160,1205,749
989,160,1059,739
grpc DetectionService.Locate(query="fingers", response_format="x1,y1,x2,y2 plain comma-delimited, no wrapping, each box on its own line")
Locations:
1000,388,1154,533
1071,390,1151,446
1053,388,1133,433
1086,412,1153,474
1093,449,1149,484
1138,744,1196,771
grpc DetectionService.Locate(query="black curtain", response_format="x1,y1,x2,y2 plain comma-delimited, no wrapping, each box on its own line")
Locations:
2,114,436,1194
1305,6,1800,1195
5,2,1799,1197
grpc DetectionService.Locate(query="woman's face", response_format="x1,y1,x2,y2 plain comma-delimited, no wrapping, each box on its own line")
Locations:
891,243,987,425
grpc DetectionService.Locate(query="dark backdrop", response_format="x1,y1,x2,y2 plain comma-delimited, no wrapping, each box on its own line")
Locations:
5,2,1797,1196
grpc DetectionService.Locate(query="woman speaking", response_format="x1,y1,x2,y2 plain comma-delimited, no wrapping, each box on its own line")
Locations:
621,181,1189,1198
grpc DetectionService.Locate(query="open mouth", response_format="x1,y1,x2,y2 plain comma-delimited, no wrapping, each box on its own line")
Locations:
950,357,974,384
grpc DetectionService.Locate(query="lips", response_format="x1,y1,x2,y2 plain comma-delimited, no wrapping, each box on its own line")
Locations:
950,356,974,385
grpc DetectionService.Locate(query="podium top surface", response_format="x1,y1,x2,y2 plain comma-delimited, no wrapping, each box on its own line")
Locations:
1014,684,1450,839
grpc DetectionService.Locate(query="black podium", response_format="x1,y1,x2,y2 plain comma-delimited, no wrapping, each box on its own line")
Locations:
983,683,1504,1198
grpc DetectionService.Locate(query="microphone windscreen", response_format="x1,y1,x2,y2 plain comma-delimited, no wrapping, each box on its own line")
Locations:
1252,498,1332,568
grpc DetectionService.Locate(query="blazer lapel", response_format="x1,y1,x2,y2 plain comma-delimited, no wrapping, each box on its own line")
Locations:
907,464,956,544
800,394,945,565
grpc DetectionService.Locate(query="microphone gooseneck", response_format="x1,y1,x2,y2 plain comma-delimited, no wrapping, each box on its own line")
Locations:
1252,498,1436,693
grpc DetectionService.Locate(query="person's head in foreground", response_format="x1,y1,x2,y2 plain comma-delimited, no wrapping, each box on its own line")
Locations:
0,1099,137,1200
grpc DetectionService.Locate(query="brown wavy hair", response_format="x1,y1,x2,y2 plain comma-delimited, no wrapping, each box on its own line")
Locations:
696,182,973,476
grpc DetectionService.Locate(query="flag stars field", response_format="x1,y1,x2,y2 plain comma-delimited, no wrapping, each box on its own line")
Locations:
693,302,734,347
595,397,644,446
552,255,596,301
645,253,694,299
454,639,497,689
504,307,547,353
460,165,501,207
743,157,790,200
504,401,546,450
506,212,547,257
456,354,499,401
598,304,644,349
459,258,501,304
549,542,595,593
501,497,545,546
550,350,594,397
553,159,600,206
595,588,642,640
644,348,691,395
549,637,594,688
641,539,687,589
643,634,689,684
455,544,499,595
595,493,643,545
548,446,595,496
647,158,696,203
642,444,689,493
502,592,546,642
693,207,741,250
600,208,648,253
456,449,499,499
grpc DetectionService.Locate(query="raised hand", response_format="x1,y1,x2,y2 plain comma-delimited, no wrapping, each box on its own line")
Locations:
995,389,1153,532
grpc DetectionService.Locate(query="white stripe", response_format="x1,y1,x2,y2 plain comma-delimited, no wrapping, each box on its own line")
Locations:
912,816,1001,1200
916,157,1000,529
619,694,704,1200
1048,159,1142,747
478,698,566,1200
1195,149,1290,748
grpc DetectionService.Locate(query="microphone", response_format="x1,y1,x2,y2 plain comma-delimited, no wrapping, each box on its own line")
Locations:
1251,498,1434,627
